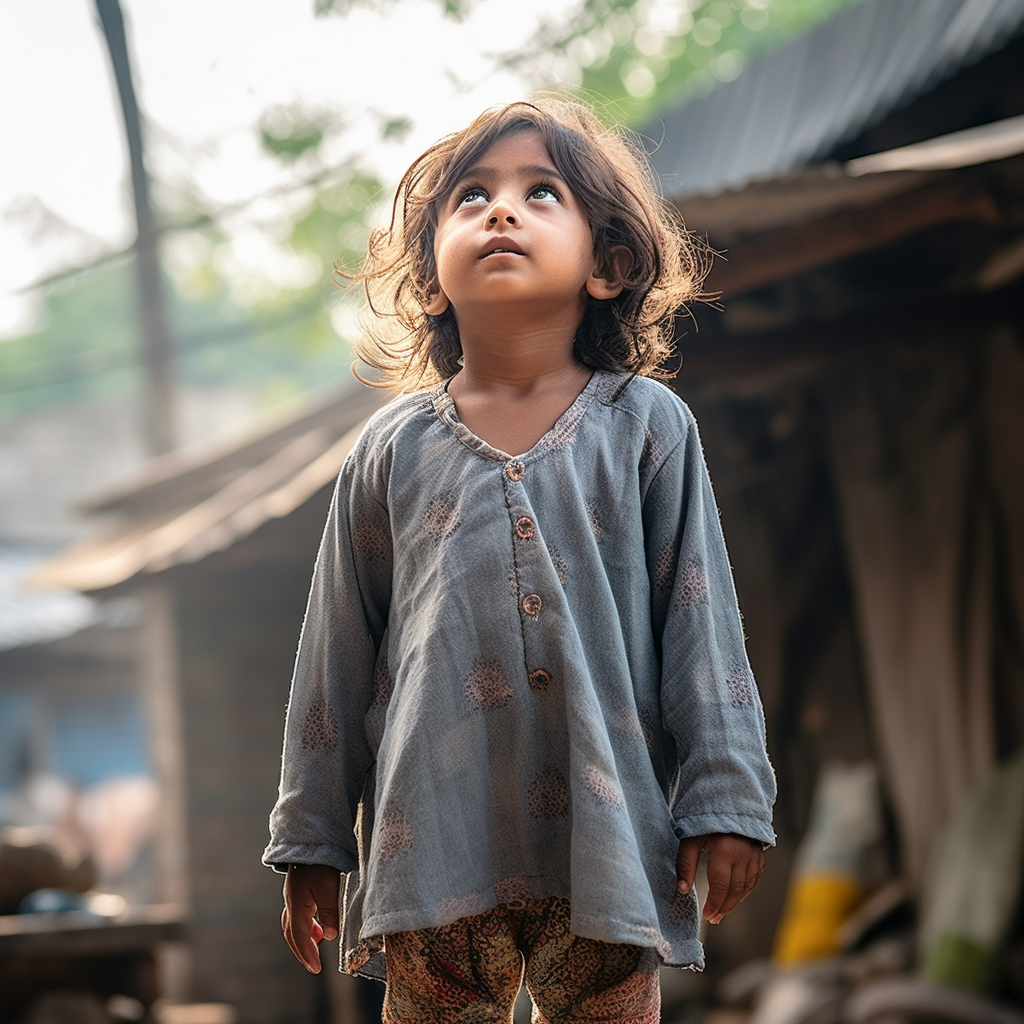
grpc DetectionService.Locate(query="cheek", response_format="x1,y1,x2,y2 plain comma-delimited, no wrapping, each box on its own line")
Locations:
432,248,452,291
430,239,452,289
433,230,474,289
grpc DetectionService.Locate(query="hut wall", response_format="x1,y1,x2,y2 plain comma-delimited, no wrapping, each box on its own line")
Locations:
678,322,1024,916
151,501,332,1024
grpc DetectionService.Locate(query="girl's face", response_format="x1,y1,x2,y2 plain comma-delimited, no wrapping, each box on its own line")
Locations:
428,130,619,320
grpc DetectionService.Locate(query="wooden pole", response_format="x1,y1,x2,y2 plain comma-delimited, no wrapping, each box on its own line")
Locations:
95,0,177,455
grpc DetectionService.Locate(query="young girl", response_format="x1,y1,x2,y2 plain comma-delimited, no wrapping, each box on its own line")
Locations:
264,97,776,1023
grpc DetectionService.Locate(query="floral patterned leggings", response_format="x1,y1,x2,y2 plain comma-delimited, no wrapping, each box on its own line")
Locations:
381,897,661,1024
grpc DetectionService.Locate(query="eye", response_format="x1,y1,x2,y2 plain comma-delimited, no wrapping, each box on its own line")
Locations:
455,185,488,207
528,183,561,203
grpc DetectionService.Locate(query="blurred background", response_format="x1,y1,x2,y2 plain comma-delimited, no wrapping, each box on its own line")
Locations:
1,1,1023,1022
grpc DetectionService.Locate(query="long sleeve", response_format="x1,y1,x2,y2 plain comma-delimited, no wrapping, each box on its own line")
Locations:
643,408,776,846
263,455,393,873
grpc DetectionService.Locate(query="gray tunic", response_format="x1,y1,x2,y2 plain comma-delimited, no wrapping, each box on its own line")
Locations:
263,370,776,978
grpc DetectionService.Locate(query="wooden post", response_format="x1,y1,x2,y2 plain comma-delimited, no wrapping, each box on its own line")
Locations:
94,0,177,455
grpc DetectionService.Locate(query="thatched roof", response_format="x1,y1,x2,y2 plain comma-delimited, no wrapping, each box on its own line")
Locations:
29,383,386,593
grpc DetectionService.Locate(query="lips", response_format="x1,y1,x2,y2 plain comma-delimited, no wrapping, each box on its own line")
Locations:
481,239,525,258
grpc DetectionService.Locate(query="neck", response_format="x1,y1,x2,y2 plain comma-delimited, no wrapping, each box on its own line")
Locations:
452,303,585,392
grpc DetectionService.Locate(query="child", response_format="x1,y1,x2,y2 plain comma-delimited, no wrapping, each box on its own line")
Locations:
264,97,776,1023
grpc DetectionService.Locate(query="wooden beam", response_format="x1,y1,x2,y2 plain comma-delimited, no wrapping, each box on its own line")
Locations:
95,0,178,455
707,177,1003,298
674,285,1022,380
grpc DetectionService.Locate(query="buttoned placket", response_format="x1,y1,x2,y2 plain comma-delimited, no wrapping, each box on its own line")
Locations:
503,458,554,692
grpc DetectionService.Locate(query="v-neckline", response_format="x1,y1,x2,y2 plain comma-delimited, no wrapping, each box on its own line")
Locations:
431,371,603,462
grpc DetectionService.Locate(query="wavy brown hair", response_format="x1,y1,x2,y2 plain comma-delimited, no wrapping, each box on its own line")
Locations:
341,96,709,390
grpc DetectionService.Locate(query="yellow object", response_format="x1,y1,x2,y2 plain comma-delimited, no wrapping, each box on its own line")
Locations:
772,873,864,965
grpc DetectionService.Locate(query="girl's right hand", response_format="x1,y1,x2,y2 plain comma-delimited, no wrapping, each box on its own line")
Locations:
282,863,341,972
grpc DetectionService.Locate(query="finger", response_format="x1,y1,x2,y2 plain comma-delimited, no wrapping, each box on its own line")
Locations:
310,874,340,941
713,871,748,922
281,905,297,961
709,844,765,922
702,856,735,924
733,846,764,906
675,835,704,894
283,872,324,973
288,909,323,973
282,903,318,972
752,849,766,888
745,848,766,898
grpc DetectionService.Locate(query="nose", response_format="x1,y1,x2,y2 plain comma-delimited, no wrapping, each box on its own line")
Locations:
484,196,518,227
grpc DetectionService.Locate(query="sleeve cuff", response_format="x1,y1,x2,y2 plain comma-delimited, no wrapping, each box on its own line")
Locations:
262,841,359,875
671,812,776,848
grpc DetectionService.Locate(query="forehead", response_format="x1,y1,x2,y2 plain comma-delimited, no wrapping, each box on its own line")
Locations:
454,128,556,179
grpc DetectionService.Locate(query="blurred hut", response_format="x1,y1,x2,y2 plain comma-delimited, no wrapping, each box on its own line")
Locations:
30,0,1024,1020
644,0,1024,993
0,542,152,894
30,383,386,1023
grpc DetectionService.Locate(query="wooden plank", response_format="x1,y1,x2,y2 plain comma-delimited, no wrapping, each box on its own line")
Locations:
674,284,1022,381
0,905,184,958
707,177,1002,298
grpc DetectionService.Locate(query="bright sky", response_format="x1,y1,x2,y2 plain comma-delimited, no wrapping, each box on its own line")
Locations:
0,0,582,337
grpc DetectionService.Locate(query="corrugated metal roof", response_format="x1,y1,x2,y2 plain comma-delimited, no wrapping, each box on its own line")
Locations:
679,113,1024,239
646,0,1024,197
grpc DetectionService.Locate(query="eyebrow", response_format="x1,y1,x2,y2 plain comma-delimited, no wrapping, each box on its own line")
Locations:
455,163,565,185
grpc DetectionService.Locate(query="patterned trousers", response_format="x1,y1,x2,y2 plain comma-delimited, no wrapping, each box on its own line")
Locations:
382,897,661,1024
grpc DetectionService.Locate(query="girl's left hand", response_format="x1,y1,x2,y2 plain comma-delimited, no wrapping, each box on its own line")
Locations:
675,833,765,924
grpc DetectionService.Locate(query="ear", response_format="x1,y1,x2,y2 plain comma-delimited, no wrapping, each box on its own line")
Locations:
424,286,450,316
585,245,632,300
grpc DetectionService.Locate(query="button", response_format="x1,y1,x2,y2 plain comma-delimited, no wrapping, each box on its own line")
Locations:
521,594,542,617
529,668,553,691
514,516,535,540
505,460,525,482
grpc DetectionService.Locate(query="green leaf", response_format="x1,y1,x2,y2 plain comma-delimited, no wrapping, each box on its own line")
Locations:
260,121,325,163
